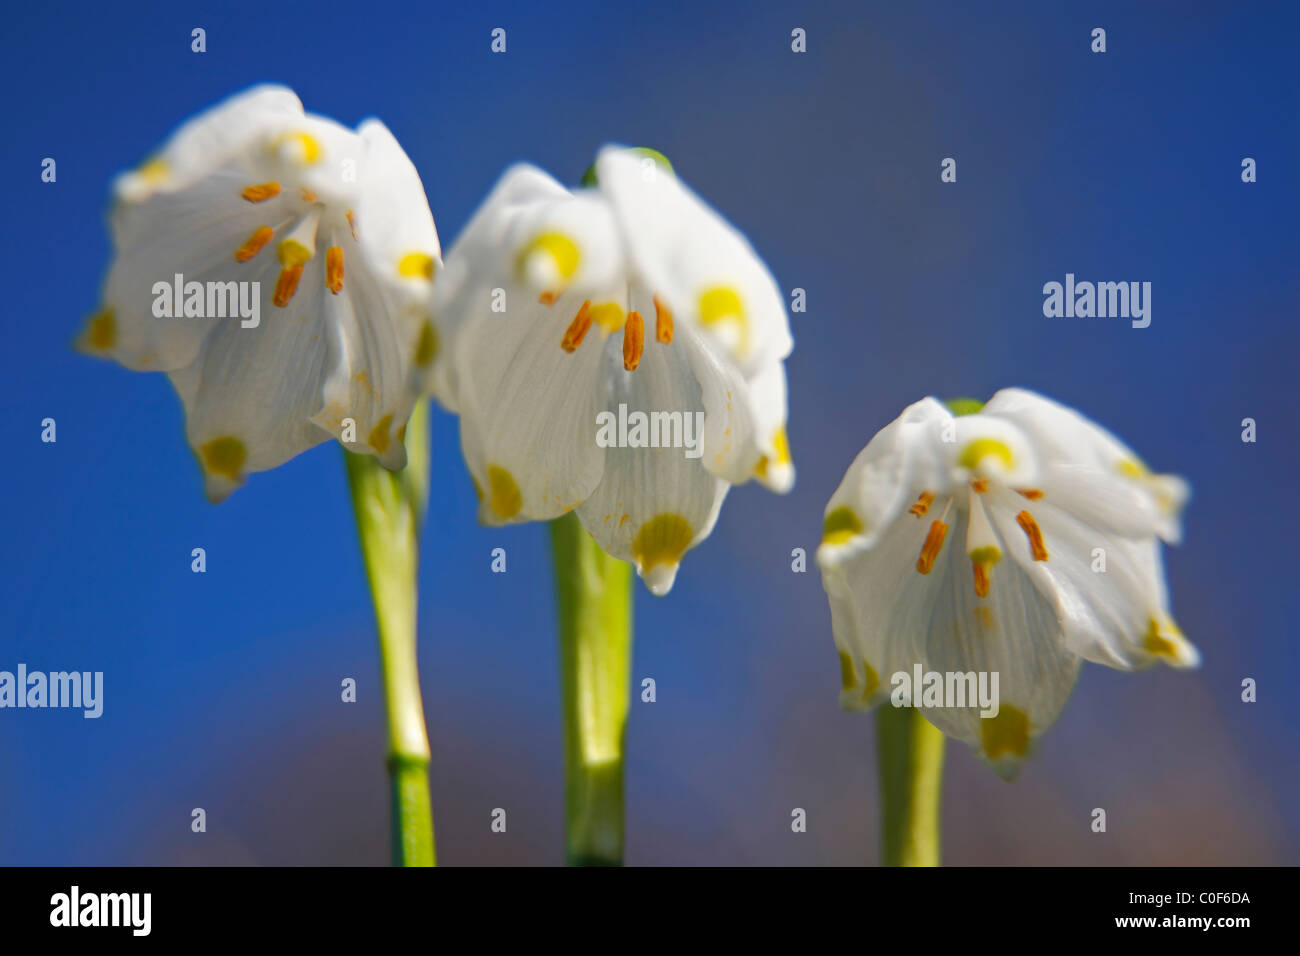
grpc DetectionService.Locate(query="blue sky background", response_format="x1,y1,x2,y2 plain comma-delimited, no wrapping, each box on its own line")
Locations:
1,0,1296,864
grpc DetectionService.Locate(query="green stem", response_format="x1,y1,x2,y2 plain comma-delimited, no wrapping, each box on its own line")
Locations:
876,706,945,866
550,511,634,866
344,399,435,867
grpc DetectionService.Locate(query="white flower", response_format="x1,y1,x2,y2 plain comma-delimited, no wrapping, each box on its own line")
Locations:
433,147,794,595
78,85,441,501
816,388,1197,777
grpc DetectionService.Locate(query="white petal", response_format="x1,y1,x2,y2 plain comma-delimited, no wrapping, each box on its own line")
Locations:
353,119,442,286
574,329,727,596
983,387,1188,542
430,164,620,410
594,146,793,374
919,515,1082,779
167,252,333,501
819,510,948,711
453,287,609,524
817,397,951,558
985,488,1199,670
677,325,764,486
112,85,304,203
313,244,421,470
746,359,794,492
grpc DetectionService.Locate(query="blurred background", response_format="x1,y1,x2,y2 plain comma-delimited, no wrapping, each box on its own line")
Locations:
1,0,1296,865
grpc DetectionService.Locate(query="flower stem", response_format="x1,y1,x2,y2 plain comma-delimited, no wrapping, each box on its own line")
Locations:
876,706,945,866
550,511,634,866
344,399,435,867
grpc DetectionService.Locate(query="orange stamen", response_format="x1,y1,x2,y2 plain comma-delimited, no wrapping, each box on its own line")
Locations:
654,294,674,344
240,182,281,203
325,246,344,294
272,265,304,307
300,187,317,203
561,300,593,352
1016,510,1049,561
916,520,948,574
973,561,992,598
623,310,645,370
1018,488,1044,500
971,478,989,493
235,226,274,263
346,210,359,241
909,491,935,517
539,290,559,306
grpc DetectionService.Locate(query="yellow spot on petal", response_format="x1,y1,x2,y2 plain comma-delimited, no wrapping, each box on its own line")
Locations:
822,506,864,545
756,427,792,478
618,513,630,528
974,605,994,630
631,514,694,573
1143,617,1186,658
981,705,1029,760
368,415,393,455
698,285,748,353
398,252,435,279
85,309,116,350
588,301,626,333
1117,459,1146,478
199,436,247,480
699,286,744,325
241,181,281,203
138,157,169,184
859,659,880,698
916,519,948,574
274,131,322,165
770,427,791,464
838,651,856,691
517,231,580,281
235,225,274,263
959,438,1013,471
1015,510,1049,561
325,246,344,294
299,187,317,203
414,319,438,367
487,465,522,519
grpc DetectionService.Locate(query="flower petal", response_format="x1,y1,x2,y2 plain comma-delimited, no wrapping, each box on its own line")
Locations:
983,387,1188,542
452,286,609,524
166,253,333,501
919,522,1082,779
594,146,793,375
574,329,728,595
817,397,951,557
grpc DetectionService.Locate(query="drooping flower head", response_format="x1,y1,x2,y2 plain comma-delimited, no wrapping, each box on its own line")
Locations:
434,147,794,595
78,85,441,501
816,388,1197,777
